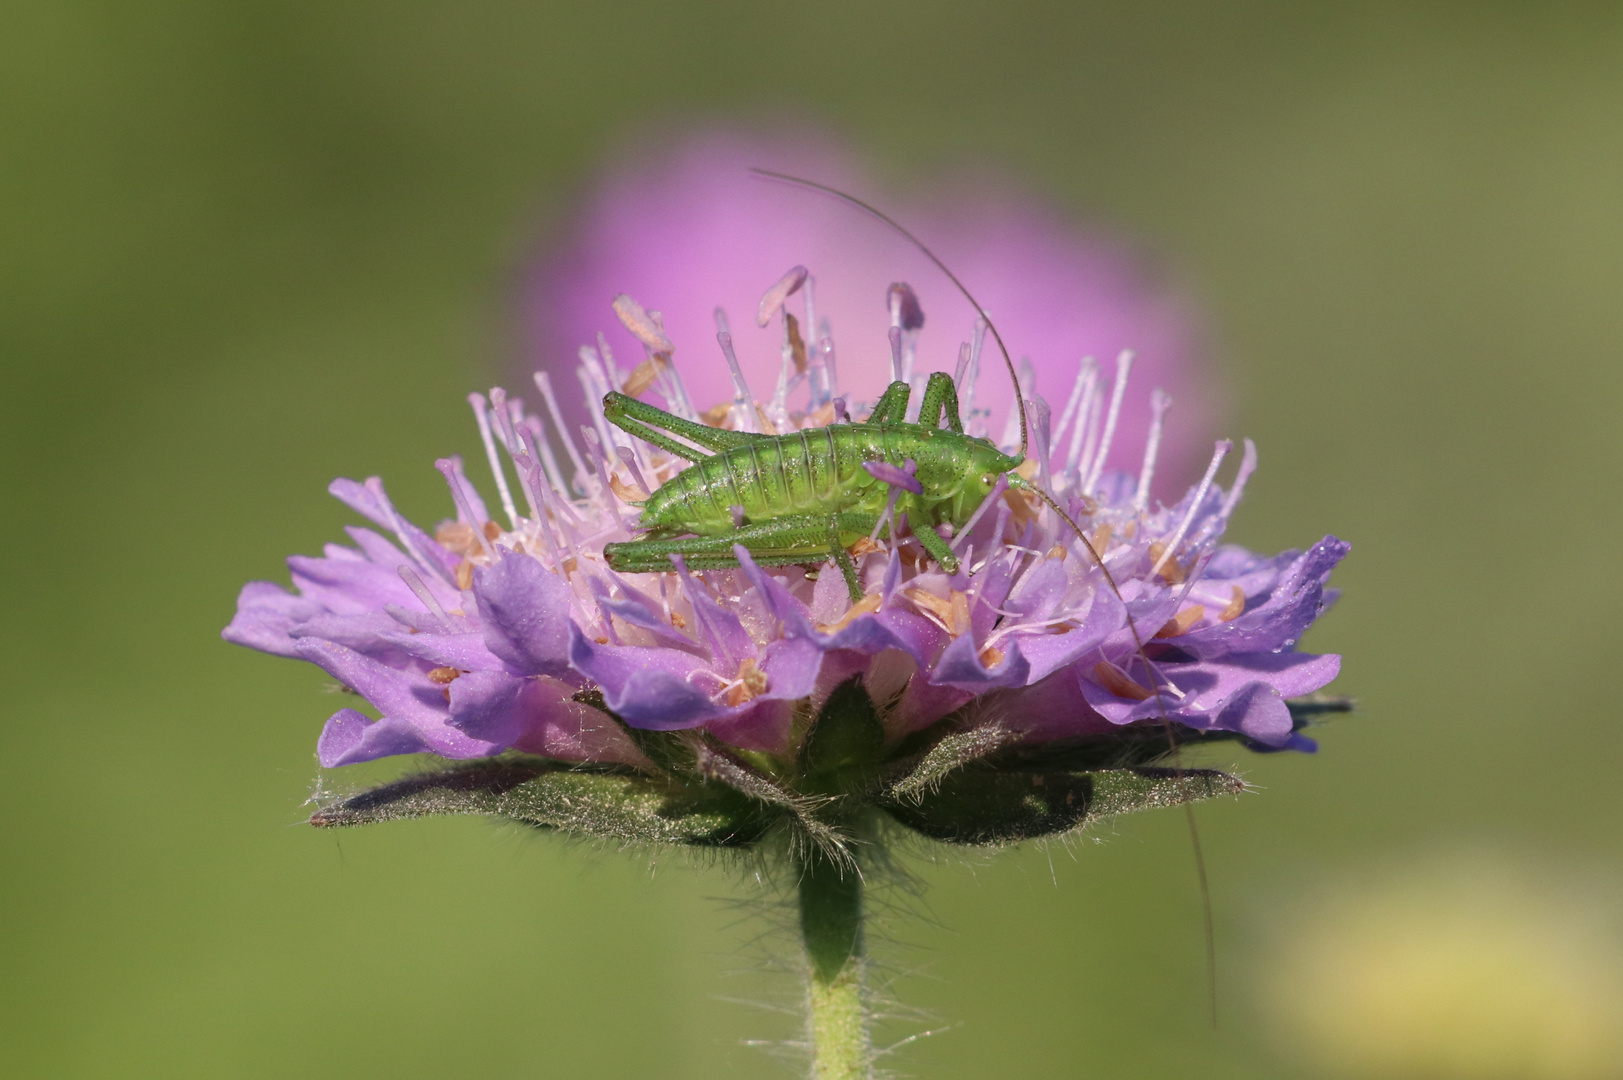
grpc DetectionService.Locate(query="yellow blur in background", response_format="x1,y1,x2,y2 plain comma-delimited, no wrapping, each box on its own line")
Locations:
1262,853,1623,1079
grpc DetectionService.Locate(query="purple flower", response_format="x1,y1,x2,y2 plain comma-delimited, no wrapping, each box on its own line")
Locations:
226,275,1343,768
522,131,1221,491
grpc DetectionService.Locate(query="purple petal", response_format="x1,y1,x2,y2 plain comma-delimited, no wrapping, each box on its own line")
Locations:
757,635,823,701
1214,681,1294,745
591,574,705,653
293,639,444,725
931,632,1031,690
328,477,459,577
472,552,574,678
376,631,507,672
288,611,414,658
1180,536,1350,659
221,581,325,657
288,553,432,616
1011,587,1127,685
445,670,529,746
318,709,435,768
567,625,724,729
670,557,756,668
1080,651,1342,734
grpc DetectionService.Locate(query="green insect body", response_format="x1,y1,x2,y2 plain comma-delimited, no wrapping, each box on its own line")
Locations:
601,371,1025,602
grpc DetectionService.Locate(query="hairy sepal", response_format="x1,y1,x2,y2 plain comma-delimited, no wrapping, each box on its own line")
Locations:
879,765,1243,846
309,756,773,847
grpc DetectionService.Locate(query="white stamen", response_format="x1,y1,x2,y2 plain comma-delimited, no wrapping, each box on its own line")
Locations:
1190,437,1259,551
887,325,903,384
803,275,822,403
532,371,591,494
768,312,795,428
523,414,569,499
1029,395,1053,494
756,265,808,327
1151,439,1232,579
950,474,1009,553
1051,358,1091,460
595,333,622,406
998,358,1036,452
1064,358,1099,484
517,424,570,526
960,317,987,420
714,325,759,434
1133,389,1173,512
580,427,627,525
953,341,972,386
577,349,624,474
613,294,675,354
365,477,449,584
614,445,652,499
816,335,838,404
468,393,519,528
1218,437,1258,520
656,347,699,422
435,458,493,555
1084,350,1134,495
398,565,451,619
868,486,903,545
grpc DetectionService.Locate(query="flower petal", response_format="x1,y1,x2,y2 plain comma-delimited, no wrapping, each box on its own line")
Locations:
472,551,574,678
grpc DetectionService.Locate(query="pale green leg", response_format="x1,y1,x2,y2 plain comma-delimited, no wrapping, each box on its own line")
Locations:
603,512,879,603
603,390,773,460
917,371,965,433
909,516,961,574
865,381,913,424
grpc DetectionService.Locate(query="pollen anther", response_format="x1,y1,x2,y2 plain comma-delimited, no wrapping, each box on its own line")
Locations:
1093,660,1154,701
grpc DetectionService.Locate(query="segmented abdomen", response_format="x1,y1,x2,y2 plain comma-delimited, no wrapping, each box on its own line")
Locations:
641,425,897,533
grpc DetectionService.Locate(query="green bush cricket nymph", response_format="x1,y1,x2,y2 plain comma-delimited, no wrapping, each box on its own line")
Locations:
599,171,1222,1019
601,370,1021,602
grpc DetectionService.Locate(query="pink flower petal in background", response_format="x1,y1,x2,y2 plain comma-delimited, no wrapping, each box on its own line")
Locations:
521,130,1220,488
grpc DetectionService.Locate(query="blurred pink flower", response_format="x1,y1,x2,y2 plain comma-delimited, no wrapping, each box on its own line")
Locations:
521,131,1220,488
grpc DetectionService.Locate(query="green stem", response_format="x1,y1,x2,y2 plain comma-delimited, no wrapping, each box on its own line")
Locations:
798,848,871,1080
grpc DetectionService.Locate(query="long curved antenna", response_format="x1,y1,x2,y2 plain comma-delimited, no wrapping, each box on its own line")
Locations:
1029,482,1219,1027
759,166,1216,1024
749,168,1029,461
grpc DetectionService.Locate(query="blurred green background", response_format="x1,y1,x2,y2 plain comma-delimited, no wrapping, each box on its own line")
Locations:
5,3,1622,1077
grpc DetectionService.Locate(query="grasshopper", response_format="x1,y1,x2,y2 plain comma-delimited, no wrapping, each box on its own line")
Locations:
601,372,1024,602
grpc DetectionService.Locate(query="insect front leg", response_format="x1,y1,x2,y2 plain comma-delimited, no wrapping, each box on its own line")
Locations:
917,371,965,434
908,516,961,574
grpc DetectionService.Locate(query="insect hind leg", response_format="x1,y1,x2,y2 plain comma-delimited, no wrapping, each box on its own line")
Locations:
865,381,913,424
603,391,773,461
918,371,965,434
604,512,879,598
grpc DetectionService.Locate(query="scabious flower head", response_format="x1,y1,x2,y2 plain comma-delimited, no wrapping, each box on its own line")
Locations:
225,273,1344,776
524,132,1220,490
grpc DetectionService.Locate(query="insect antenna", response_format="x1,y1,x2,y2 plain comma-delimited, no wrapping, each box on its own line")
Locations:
748,168,1028,461
1028,483,1218,1026
755,167,1218,1025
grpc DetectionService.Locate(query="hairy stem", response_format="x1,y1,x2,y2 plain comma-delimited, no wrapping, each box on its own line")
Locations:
798,848,870,1080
